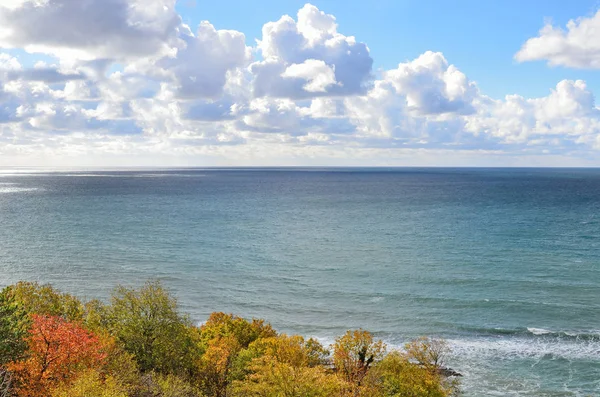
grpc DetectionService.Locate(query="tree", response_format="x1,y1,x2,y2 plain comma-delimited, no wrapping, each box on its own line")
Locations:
232,334,329,378
50,369,127,397
231,357,342,397
404,338,460,396
230,334,338,397
404,337,450,373
104,281,200,376
7,314,108,397
332,329,386,394
198,313,277,351
2,282,84,322
197,313,277,397
0,287,29,366
137,372,205,397
362,351,452,397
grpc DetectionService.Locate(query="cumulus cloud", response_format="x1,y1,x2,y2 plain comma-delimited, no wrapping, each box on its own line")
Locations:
516,11,600,68
384,52,478,115
0,0,181,61
160,21,251,99
0,3,599,164
465,80,600,145
251,4,372,99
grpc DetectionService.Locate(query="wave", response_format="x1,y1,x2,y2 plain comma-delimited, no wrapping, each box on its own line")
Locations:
453,324,600,341
527,327,552,335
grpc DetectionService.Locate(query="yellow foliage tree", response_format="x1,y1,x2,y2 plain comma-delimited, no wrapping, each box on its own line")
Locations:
363,351,454,397
50,370,127,397
332,329,386,395
197,313,277,397
231,357,343,397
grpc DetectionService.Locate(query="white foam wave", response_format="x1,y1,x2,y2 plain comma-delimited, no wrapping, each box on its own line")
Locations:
448,336,600,361
527,327,552,335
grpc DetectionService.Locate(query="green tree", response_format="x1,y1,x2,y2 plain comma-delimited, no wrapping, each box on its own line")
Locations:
0,287,29,365
104,281,200,376
2,282,84,321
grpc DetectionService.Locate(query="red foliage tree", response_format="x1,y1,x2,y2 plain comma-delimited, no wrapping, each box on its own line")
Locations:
7,314,107,397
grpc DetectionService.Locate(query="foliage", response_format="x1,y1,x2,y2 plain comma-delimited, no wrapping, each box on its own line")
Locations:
231,334,329,381
0,287,29,366
138,372,205,397
198,312,277,351
405,337,451,372
197,313,277,397
7,314,108,397
363,351,453,397
103,281,200,376
230,334,339,397
0,281,459,397
50,369,128,397
231,356,342,397
3,282,84,321
332,329,386,390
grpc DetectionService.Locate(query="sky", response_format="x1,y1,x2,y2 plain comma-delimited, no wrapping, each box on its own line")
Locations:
1,0,600,167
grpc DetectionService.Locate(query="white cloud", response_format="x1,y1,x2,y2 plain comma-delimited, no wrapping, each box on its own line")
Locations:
465,80,600,144
251,4,372,99
282,59,338,93
0,0,181,62
516,11,600,68
0,4,599,165
384,51,478,115
160,21,251,99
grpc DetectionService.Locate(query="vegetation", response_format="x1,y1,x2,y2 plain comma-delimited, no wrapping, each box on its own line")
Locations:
0,281,460,397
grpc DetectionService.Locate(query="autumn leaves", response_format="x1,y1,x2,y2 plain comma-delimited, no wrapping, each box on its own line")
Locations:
0,281,459,397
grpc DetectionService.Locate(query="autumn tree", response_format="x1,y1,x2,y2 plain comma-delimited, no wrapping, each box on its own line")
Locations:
230,357,342,397
50,369,127,397
332,330,386,396
231,334,329,381
7,314,108,397
405,337,450,373
138,372,205,397
197,313,277,397
230,334,340,397
361,351,454,397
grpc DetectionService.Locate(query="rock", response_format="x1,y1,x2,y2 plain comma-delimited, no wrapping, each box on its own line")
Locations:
439,367,463,377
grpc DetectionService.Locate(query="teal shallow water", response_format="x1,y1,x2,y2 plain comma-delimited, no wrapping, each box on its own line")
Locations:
0,168,599,396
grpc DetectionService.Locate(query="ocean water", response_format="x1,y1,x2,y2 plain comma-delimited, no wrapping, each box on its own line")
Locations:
0,167,599,396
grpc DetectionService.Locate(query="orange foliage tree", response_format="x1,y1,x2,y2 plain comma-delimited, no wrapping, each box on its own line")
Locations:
8,314,108,397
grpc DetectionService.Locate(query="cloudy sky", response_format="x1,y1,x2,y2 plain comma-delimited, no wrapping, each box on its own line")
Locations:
1,0,600,166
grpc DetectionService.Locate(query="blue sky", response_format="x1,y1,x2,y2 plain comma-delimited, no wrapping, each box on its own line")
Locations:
179,0,600,98
1,0,600,166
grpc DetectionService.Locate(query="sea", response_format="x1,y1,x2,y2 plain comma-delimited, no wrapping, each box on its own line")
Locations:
0,167,598,396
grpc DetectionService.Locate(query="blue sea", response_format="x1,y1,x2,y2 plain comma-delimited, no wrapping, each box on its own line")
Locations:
0,167,599,396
